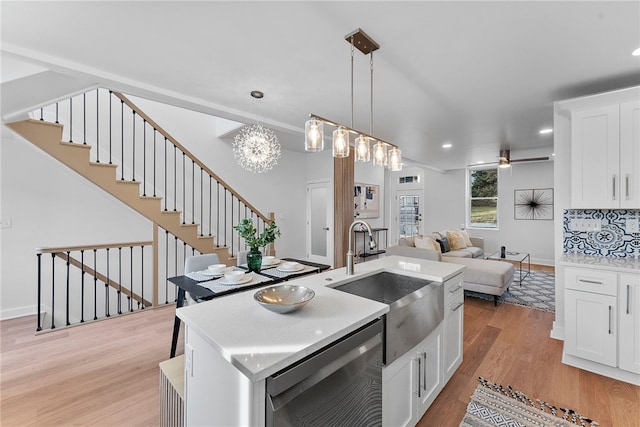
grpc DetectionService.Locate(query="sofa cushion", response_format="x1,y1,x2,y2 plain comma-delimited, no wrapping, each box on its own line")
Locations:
461,230,473,247
386,245,442,261
442,256,514,289
444,249,473,258
464,246,484,258
446,230,468,250
399,236,416,247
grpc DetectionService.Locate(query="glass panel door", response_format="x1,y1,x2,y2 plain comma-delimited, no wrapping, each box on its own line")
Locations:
397,191,422,238
306,181,333,266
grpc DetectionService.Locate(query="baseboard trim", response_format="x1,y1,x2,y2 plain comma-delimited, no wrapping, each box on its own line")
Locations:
550,321,564,341
562,353,640,386
0,305,37,321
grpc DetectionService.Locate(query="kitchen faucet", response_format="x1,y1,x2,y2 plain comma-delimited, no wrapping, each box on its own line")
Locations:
346,220,377,275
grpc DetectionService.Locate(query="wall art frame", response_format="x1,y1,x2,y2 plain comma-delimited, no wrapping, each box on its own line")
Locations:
514,188,554,220
354,183,379,219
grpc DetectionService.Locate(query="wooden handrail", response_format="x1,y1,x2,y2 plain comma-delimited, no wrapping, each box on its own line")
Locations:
54,252,152,308
36,241,153,254
111,91,271,224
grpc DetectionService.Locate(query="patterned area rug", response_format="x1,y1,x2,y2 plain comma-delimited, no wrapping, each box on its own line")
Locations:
465,270,555,312
460,377,598,427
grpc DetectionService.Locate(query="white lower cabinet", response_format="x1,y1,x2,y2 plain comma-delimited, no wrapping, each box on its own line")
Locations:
444,289,464,381
619,274,640,374
563,266,640,385
382,324,443,427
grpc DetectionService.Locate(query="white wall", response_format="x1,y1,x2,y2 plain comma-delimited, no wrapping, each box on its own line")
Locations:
0,131,152,319
420,162,555,265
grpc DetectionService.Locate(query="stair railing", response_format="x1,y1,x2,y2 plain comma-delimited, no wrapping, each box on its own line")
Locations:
33,88,275,259
34,229,207,332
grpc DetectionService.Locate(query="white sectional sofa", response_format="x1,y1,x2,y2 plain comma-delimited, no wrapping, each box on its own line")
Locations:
386,232,514,305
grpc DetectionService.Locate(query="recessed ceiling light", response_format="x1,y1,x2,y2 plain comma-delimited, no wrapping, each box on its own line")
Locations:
552,153,555,156
442,143,452,149
539,128,553,135
633,47,640,56
476,160,485,164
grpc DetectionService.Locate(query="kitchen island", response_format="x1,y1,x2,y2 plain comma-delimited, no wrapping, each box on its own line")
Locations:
177,256,465,426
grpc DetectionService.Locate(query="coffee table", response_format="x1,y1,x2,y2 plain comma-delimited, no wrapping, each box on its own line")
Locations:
487,250,531,284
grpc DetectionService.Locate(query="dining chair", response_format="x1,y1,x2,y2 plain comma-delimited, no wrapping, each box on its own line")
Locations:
171,253,221,358
184,253,221,303
236,250,249,267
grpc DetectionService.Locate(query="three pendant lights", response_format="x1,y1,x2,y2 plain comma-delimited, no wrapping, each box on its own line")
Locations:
304,29,402,171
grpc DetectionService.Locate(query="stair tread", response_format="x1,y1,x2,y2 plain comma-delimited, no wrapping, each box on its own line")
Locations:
115,180,141,186
140,196,162,200
60,141,91,150
90,162,118,168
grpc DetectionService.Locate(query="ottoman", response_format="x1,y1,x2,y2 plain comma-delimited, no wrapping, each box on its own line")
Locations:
441,256,515,306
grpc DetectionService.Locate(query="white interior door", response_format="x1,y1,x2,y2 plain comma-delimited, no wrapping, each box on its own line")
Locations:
395,189,423,242
306,181,333,266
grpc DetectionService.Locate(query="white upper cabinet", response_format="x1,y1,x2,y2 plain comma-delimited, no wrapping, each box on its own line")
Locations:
620,101,640,208
569,92,640,209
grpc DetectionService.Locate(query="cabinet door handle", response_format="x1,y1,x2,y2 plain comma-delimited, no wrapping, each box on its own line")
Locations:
627,285,631,315
612,175,616,201
322,227,330,231
625,174,630,200
423,352,427,392
449,285,462,293
416,357,422,398
451,302,464,312
578,278,603,285
608,305,612,334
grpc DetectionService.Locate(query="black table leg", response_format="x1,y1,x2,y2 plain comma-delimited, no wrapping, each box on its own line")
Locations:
170,288,186,358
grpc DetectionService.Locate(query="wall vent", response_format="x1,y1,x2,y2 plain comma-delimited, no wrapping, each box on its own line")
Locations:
399,175,420,184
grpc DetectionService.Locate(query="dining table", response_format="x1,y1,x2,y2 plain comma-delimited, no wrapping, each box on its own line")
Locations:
168,258,331,358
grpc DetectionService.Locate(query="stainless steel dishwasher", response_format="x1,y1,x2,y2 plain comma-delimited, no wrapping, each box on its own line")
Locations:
266,319,383,427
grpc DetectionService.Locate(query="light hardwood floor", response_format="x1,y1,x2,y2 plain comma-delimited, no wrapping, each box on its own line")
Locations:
2,266,638,426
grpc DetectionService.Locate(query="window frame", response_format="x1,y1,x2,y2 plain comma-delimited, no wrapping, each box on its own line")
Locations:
466,165,499,230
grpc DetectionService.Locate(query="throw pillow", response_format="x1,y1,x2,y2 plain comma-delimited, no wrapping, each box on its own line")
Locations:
447,230,468,250
414,236,441,252
436,237,451,253
461,229,473,247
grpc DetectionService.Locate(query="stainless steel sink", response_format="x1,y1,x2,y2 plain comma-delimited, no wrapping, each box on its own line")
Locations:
334,271,444,364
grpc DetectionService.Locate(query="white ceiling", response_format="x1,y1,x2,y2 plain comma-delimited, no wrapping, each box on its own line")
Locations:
2,1,639,170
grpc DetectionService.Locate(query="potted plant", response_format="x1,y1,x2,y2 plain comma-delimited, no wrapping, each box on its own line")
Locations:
233,218,281,272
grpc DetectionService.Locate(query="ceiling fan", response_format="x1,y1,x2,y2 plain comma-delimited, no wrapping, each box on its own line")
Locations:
470,149,550,168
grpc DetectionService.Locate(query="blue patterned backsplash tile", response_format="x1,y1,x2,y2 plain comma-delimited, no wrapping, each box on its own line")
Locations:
563,209,640,258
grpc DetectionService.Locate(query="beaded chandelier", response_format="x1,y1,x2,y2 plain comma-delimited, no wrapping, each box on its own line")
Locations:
233,91,281,174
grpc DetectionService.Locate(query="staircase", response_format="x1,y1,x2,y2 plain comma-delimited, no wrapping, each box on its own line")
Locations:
7,89,274,265
7,119,219,256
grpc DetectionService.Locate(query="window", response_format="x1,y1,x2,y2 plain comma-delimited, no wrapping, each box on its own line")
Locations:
468,167,498,228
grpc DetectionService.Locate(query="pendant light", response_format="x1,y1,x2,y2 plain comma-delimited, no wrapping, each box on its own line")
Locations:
387,147,402,171
372,141,387,166
332,127,350,157
305,118,324,152
355,136,371,162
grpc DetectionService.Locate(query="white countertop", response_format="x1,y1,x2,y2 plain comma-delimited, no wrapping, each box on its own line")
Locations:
559,253,640,273
176,256,464,381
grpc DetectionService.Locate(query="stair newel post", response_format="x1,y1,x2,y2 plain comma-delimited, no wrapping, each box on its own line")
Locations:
224,188,228,248
83,93,87,146
182,152,186,224
267,212,276,256
69,97,73,143
131,246,137,310
115,247,121,314
93,249,98,321
140,244,145,309
121,99,125,180
143,119,146,196
164,137,168,210
107,91,111,163
132,111,136,181
36,253,42,331
173,144,177,212
152,223,159,308
50,253,56,329
200,168,203,235
105,248,110,317
192,159,195,225
209,175,212,237
80,250,85,323
95,89,99,163
66,251,70,326
216,182,220,246
165,229,170,304
153,129,157,197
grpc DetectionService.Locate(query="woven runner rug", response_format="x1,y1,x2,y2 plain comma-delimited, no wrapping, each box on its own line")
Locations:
460,378,598,427
464,270,555,312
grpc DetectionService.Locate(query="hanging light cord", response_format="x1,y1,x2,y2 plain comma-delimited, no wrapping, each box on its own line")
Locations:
370,51,374,135
350,36,355,129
